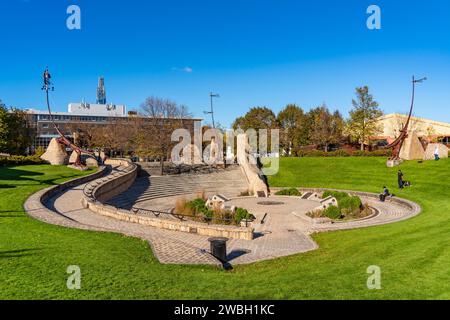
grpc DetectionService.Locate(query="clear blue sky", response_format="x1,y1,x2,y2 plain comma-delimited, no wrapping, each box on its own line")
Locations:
1,0,449,127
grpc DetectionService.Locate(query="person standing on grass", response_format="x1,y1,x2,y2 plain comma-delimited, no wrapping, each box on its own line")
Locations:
398,170,404,189
434,146,440,161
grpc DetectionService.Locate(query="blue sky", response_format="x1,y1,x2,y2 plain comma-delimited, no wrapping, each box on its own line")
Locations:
0,0,449,126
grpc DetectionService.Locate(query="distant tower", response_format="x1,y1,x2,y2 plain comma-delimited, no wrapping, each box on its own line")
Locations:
96,77,106,104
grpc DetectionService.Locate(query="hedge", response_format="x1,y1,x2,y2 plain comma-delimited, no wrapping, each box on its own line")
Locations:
292,149,392,157
0,155,45,166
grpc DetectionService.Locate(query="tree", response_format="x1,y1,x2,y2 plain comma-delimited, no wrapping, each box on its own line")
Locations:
139,96,192,174
347,86,383,151
0,101,35,155
232,107,278,155
277,104,306,155
232,107,278,131
309,105,344,152
0,100,8,152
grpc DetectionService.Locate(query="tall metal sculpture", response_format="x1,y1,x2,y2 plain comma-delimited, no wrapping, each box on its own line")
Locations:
386,76,427,161
42,67,94,168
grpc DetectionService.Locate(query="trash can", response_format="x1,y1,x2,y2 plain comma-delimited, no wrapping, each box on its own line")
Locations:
208,237,229,262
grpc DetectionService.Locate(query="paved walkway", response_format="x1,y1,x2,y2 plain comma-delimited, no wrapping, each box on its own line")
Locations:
25,167,421,266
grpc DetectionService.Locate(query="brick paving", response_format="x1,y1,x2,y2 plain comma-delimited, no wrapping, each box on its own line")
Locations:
24,167,421,266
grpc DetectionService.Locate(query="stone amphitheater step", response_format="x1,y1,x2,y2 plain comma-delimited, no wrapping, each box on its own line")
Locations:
106,167,249,209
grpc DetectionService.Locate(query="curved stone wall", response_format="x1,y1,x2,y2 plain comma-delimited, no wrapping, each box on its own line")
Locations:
82,159,138,205
81,159,254,240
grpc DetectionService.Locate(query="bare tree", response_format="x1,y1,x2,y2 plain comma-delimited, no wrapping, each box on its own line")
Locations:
139,96,192,174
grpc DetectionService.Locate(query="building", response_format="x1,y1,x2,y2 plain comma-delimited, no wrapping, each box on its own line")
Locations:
373,113,450,145
25,103,199,152
24,77,199,152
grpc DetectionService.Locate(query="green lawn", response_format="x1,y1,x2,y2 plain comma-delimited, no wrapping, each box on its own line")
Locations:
1,158,450,299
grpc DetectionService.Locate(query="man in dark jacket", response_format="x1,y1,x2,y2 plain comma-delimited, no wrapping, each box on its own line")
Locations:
398,170,404,189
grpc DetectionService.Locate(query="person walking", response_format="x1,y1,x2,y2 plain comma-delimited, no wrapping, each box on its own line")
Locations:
434,146,440,161
398,170,404,189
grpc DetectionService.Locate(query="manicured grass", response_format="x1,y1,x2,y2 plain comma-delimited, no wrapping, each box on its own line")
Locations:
1,158,450,299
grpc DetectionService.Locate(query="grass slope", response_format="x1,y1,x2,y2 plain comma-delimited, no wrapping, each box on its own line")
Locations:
1,158,449,299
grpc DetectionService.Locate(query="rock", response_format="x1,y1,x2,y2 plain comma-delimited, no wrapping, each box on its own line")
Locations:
399,131,425,160
86,157,99,167
40,138,68,165
69,151,97,165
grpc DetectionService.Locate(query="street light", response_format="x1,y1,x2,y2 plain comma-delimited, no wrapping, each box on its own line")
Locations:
204,92,220,128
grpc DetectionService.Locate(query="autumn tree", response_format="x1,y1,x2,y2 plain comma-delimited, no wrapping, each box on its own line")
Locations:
347,86,383,150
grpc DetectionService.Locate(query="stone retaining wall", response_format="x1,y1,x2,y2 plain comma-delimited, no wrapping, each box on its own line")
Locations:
89,159,138,203
82,159,254,240
87,202,254,240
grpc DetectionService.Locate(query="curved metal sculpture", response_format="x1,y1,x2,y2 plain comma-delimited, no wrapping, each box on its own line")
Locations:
42,67,94,167
386,76,427,161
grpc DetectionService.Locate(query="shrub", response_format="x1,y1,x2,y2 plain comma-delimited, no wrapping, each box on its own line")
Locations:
275,188,301,196
322,191,349,202
321,191,364,219
324,206,341,219
292,149,392,158
234,207,255,224
0,155,45,166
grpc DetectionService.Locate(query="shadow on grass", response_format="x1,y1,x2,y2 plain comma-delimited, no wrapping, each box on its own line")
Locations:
0,248,44,259
0,166,83,187
0,185,16,189
0,167,45,182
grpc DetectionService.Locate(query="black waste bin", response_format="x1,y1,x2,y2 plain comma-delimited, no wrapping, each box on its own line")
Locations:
208,237,229,262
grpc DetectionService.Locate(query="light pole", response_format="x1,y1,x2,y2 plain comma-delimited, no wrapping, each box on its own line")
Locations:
204,92,219,128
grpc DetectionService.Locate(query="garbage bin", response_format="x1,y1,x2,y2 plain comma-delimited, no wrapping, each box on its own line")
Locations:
208,237,229,262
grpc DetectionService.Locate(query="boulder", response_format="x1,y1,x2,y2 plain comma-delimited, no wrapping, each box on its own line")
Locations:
69,151,95,165
40,138,68,165
399,131,425,160
86,157,99,167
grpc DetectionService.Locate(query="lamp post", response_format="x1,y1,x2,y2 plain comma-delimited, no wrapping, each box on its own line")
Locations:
204,92,219,128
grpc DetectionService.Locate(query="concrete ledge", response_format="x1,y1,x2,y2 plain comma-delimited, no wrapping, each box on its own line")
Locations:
86,201,254,240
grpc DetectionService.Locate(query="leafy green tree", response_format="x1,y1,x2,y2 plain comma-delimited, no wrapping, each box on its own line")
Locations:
277,104,306,155
0,100,8,152
232,107,278,131
0,101,35,155
308,105,344,152
232,107,278,154
347,86,383,150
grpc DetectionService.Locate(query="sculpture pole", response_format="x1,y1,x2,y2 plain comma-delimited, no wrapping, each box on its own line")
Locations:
42,67,94,167
386,75,427,161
